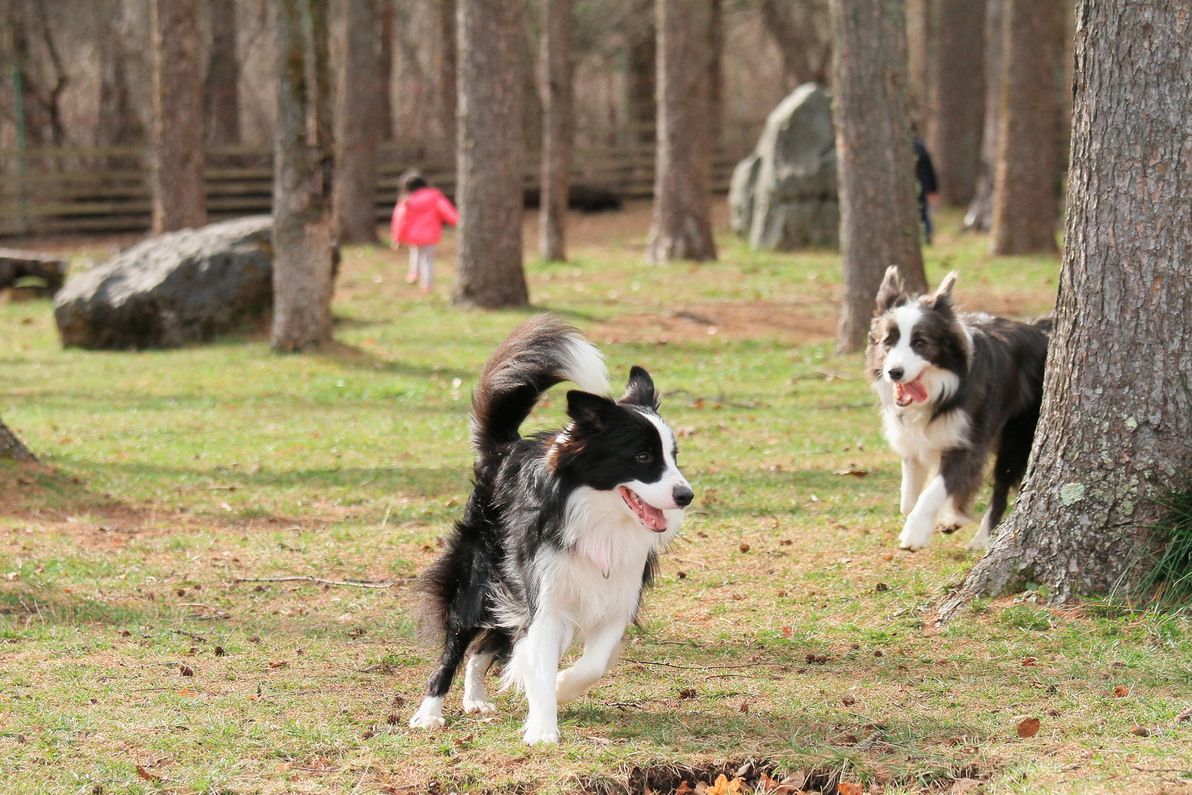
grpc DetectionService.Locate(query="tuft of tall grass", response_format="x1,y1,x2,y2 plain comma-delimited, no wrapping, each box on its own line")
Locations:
1136,485,1192,609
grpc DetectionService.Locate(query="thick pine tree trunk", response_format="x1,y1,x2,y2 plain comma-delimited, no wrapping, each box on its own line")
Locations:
454,0,528,308
830,0,926,354
271,0,335,352
939,0,1192,615
0,418,36,462
928,0,985,207
151,0,206,234
646,0,717,265
989,0,1062,254
538,0,572,263
334,0,381,245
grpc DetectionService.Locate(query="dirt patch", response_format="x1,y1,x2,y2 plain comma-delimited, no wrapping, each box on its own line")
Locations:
595,302,837,346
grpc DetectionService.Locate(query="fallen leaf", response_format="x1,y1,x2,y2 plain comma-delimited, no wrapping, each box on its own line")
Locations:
1017,717,1041,738
834,469,869,477
1131,726,1150,737
838,782,863,795
135,766,163,782
179,664,195,677
1021,656,1038,666
1113,685,1130,698
675,782,695,795
706,774,744,795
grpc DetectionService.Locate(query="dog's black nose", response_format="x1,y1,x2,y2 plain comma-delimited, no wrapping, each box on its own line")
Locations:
887,367,904,382
673,485,694,508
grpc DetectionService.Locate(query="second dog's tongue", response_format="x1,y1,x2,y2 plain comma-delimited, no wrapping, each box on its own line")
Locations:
895,377,928,404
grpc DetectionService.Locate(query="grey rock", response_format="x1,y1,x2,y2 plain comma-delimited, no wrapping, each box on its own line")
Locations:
54,216,275,349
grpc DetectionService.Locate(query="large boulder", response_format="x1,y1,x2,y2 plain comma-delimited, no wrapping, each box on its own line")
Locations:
729,83,839,250
54,216,276,349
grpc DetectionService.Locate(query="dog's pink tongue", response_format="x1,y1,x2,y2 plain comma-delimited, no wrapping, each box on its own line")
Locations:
642,504,668,532
895,377,929,404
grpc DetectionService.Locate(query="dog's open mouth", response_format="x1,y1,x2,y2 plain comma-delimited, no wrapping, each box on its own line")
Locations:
619,486,669,532
893,375,929,407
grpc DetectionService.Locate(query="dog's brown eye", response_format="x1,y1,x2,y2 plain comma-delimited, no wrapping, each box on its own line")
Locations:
634,452,654,464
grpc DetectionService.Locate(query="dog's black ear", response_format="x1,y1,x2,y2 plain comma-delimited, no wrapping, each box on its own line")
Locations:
928,271,958,312
875,266,907,313
566,390,618,430
620,366,660,411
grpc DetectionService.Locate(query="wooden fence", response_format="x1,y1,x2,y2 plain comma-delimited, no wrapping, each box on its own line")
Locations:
0,132,756,239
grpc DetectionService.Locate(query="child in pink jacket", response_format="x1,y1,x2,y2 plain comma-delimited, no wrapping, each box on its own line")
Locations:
390,171,459,293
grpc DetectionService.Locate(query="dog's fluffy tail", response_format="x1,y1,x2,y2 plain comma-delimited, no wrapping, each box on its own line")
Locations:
471,314,609,457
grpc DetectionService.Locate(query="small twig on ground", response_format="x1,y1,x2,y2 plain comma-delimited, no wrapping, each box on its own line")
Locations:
173,629,209,643
231,575,399,589
663,388,761,410
621,657,769,671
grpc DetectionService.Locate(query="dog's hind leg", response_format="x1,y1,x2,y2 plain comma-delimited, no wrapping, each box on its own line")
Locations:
969,421,1036,550
409,626,478,730
462,630,508,715
556,620,626,705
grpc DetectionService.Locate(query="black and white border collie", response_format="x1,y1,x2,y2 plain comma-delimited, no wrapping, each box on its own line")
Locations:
867,267,1050,551
408,314,693,744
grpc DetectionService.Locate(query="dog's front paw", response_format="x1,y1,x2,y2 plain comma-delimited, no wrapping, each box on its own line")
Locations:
462,697,498,715
521,723,560,745
409,698,446,730
898,522,932,551
409,712,446,730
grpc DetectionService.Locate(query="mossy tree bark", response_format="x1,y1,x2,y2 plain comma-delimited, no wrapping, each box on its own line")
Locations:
939,0,1192,617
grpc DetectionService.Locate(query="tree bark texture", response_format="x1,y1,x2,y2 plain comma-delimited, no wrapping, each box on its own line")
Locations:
626,0,656,147
438,0,458,145
0,417,36,462
939,0,1192,615
964,0,1006,231
759,0,831,90
989,0,1063,254
334,0,381,245
377,0,395,142
453,0,528,309
539,0,573,262
271,0,335,352
830,0,926,354
646,0,717,265
927,0,985,207
204,0,241,146
151,0,206,234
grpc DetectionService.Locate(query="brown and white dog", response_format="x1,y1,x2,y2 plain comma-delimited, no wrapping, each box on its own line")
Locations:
867,267,1050,551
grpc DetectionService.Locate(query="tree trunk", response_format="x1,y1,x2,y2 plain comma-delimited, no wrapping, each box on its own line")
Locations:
538,0,572,263
438,0,458,145
95,0,144,168
646,0,717,265
271,0,335,352
905,0,932,130
204,0,240,146
453,0,528,309
151,0,206,234
928,0,985,207
938,0,1192,616
334,0,381,245
625,0,656,147
758,0,832,90
963,0,1006,231
0,417,36,462
830,0,926,354
377,0,395,142
989,0,1062,254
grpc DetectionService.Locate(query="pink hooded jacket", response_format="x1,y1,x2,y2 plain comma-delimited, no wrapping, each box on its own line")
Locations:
391,187,459,247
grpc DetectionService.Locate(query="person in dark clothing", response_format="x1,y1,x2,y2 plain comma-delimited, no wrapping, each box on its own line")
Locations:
914,137,939,244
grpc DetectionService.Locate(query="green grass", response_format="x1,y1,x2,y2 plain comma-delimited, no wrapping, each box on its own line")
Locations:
1,204,1189,794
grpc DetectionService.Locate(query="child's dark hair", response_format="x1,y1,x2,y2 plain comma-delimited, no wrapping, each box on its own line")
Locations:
400,169,428,196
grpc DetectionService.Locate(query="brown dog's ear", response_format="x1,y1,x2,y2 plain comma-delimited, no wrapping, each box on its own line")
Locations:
928,271,958,312
875,266,907,313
